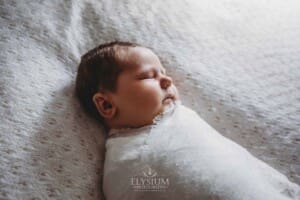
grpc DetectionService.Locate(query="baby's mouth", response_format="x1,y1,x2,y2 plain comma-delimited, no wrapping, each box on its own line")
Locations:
163,94,175,104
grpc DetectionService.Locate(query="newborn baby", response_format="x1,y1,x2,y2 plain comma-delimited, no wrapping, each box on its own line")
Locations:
75,41,300,200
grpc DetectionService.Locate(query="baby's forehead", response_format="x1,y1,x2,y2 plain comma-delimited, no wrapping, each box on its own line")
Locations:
117,46,162,71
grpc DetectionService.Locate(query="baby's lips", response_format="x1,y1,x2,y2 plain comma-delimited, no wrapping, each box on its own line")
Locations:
163,94,175,103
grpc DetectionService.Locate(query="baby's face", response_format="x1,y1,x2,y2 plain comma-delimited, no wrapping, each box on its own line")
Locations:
110,47,179,128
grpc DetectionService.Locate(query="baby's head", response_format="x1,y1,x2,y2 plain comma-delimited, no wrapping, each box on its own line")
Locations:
75,41,179,131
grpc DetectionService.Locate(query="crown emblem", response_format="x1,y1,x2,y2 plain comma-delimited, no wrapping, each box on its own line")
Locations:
142,166,157,177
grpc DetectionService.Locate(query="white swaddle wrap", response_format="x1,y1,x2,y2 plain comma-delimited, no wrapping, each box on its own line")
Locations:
103,101,300,200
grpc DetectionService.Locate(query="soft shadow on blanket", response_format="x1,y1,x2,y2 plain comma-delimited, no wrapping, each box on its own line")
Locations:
28,84,106,199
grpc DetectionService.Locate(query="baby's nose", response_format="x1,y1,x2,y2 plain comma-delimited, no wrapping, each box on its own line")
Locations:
160,75,173,89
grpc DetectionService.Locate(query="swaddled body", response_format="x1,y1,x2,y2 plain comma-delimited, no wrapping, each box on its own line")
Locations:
103,101,300,200
75,42,299,200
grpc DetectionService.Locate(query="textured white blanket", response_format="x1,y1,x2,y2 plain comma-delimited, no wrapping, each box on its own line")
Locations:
1,0,299,199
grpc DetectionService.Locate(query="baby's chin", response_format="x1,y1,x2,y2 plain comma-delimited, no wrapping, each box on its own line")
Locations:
150,100,177,124
161,99,177,112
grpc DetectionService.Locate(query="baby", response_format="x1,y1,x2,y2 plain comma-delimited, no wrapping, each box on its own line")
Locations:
76,41,300,200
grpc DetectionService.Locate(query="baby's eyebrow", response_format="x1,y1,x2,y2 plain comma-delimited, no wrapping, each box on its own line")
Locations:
152,67,166,75
134,66,166,79
137,67,166,74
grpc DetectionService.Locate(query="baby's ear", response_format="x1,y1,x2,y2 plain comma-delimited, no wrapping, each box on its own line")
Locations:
92,92,116,119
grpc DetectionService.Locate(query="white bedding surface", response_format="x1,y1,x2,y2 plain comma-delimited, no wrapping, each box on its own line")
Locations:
0,0,299,199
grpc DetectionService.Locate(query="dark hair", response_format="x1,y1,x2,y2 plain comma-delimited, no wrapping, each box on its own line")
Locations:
75,41,139,127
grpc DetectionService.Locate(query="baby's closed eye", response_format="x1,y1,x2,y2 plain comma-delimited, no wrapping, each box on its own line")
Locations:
137,68,166,80
137,71,156,80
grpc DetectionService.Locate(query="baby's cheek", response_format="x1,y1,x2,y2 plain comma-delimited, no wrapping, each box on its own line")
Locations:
133,86,159,100
127,84,162,106
136,94,161,110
